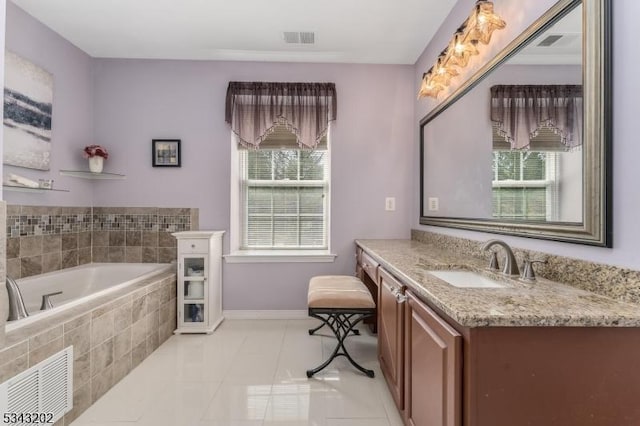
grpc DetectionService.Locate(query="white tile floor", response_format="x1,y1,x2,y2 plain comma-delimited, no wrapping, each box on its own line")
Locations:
71,319,404,426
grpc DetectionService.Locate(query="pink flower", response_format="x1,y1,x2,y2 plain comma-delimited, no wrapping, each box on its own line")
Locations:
83,145,109,159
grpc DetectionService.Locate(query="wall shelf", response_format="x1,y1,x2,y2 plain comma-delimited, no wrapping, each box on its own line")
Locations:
3,185,70,193
59,170,126,180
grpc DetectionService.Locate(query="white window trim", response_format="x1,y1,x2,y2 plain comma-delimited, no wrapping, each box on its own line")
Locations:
224,250,337,263
228,129,335,263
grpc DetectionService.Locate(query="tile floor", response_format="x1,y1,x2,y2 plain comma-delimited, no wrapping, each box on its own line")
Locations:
71,319,404,426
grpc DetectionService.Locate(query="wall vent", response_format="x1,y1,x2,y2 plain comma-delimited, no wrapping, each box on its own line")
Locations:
283,31,315,44
538,35,563,47
0,347,73,424
299,32,315,44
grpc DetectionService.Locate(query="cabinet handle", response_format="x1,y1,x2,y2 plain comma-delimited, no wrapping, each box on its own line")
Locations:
191,244,195,248
395,292,407,304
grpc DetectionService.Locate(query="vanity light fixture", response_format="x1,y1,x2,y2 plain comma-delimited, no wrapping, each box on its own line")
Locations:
418,0,506,99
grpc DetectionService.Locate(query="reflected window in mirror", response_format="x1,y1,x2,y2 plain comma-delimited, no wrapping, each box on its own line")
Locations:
492,150,557,221
491,120,583,223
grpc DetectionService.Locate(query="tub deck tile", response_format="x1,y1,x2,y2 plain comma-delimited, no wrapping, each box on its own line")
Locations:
114,302,133,332
91,311,115,347
28,336,63,366
64,321,90,359
30,325,63,351
63,312,91,332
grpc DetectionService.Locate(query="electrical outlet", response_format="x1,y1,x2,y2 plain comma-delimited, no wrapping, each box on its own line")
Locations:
385,197,396,211
428,197,439,211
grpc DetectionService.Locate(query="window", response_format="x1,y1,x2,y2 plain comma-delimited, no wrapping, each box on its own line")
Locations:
492,150,558,221
225,81,336,261
237,126,329,251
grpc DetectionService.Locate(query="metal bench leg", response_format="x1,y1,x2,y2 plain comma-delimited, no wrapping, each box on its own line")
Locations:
306,309,374,378
308,314,360,336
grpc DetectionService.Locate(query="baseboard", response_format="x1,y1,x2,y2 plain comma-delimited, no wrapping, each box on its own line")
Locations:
222,310,308,320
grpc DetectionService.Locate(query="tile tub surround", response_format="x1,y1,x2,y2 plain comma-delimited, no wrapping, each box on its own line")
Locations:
6,205,93,279
356,239,640,327
0,270,177,426
6,205,198,278
91,207,197,264
411,229,640,305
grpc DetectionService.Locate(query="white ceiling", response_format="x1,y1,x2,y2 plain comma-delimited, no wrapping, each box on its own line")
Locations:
508,4,582,66
10,0,457,64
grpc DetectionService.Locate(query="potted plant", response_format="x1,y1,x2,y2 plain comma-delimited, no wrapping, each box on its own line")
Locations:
83,145,109,173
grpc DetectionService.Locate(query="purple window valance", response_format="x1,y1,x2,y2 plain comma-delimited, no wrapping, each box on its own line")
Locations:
225,82,337,149
490,85,583,150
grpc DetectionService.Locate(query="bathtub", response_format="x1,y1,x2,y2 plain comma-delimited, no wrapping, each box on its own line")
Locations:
7,263,173,331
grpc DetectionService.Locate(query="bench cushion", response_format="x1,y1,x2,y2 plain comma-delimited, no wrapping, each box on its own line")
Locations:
308,275,375,309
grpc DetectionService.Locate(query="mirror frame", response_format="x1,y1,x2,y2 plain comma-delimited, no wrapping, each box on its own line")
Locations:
419,0,612,247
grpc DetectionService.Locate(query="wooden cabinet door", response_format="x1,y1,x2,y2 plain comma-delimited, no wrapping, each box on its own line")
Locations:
405,290,462,426
378,267,405,410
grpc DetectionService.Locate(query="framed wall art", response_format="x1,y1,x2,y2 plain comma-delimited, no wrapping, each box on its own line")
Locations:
152,139,181,167
3,51,53,170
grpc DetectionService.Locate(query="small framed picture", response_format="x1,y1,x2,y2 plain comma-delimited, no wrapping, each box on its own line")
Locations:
152,139,181,167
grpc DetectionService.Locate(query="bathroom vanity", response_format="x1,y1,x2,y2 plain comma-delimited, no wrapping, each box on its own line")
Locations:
357,239,640,426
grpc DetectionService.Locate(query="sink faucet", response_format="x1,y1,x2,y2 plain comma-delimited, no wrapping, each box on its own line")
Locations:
6,276,29,321
482,239,520,276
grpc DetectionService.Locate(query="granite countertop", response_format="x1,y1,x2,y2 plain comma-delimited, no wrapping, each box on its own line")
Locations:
356,239,640,327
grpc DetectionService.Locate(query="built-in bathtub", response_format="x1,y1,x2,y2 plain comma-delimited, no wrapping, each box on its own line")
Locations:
0,262,177,423
7,262,173,331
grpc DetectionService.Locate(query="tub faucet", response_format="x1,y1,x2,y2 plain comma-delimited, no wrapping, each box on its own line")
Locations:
482,239,520,276
40,291,63,310
6,276,29,321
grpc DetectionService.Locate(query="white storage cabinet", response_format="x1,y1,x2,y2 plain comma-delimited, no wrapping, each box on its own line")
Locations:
172,230,225,334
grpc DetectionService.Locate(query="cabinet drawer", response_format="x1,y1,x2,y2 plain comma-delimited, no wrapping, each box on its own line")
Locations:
360,252,379,282
178,239,209,254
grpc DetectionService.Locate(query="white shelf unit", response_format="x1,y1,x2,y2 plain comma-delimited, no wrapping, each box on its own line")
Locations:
172,230,225,334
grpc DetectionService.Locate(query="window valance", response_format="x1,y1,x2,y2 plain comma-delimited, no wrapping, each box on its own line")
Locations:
225,82,337,149
490,85,583,150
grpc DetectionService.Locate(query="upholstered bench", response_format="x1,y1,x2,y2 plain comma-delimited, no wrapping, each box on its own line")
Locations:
306,275,376,378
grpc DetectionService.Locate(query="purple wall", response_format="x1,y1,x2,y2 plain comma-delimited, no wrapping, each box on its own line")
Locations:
91,59,415,309
5,0,640,311
414,0,640,270
3,2,94,205
2,4,415,310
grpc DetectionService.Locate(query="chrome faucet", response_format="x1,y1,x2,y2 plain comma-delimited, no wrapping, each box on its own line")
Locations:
6,276,29,321
482,239,520,276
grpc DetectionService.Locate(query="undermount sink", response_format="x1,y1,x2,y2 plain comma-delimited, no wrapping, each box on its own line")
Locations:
427,270,506,289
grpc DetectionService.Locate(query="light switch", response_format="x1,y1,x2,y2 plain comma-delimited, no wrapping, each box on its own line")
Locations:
385,197,396,211
428,197,439,211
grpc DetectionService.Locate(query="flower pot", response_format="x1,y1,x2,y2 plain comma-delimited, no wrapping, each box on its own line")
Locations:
89,156,104,173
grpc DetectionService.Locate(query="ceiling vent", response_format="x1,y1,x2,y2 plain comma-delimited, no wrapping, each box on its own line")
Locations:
538,35,563,47
283,31,315,44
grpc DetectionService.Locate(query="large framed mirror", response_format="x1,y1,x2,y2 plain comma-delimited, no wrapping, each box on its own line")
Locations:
419,0,611,247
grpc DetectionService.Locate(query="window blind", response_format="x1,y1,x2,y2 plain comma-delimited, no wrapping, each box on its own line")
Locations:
239,126,329,249
493,125,571,152
492,151,558,221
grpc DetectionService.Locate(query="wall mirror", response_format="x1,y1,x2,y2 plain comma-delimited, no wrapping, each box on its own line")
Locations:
419,0,611,247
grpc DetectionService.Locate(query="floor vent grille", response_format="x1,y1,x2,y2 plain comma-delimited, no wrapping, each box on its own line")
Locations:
0,346,73,424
